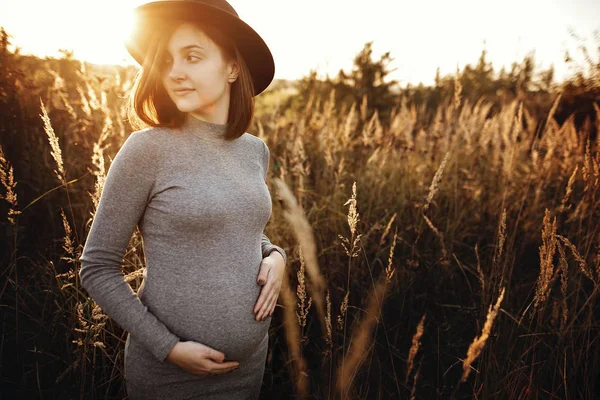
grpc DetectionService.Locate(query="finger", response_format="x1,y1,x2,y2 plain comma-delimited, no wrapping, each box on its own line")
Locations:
208,366,236,375
211,364,239,374
264,295,278,320
213,367,237,375
208,350,226,363
255,268,276,314
265,286,282,319
257,286,276,320
265,284,281,311
268,296,279,317
207,360,240,371
254,283,271,313
257,288,278,320
256,263,271,286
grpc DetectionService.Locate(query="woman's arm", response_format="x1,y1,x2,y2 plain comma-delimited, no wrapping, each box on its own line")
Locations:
260,140,287,265
78,130,180,363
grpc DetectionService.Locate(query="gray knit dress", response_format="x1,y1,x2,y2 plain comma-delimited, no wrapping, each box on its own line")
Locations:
78,114,287,400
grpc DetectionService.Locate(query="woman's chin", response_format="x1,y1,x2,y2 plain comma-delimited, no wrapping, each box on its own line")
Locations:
174,102,200,113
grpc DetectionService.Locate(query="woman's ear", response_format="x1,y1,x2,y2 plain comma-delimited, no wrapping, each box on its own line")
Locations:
227,61,240,83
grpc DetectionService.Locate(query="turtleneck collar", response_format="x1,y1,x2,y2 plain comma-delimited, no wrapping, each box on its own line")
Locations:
180,113,228,143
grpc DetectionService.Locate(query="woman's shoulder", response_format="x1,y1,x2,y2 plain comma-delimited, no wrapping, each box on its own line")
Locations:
239,132,268,152
124,126,190,156
117,127,187,166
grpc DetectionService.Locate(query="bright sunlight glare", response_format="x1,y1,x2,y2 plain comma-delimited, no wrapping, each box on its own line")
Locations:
0,0,598,85
0,0,137,64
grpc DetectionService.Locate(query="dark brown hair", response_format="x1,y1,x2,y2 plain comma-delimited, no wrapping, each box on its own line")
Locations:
124,18,255,141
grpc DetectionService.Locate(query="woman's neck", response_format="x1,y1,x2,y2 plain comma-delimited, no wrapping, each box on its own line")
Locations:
189,90,230,124
189,108,227,125
180,113,228,143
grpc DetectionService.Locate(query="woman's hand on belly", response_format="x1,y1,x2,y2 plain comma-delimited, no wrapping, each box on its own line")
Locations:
167,341,240,376
254,251,286,321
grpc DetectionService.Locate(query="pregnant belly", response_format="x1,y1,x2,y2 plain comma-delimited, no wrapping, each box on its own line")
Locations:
140,262,271,363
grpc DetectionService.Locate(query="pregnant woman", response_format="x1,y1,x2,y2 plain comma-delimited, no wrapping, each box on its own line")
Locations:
78,1,287,398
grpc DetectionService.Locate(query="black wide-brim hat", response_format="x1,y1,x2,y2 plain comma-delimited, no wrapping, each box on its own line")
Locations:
124,0,275,96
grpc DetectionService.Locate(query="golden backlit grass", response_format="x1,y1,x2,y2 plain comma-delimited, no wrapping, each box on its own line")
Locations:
0,144,20,225
2,62,600,399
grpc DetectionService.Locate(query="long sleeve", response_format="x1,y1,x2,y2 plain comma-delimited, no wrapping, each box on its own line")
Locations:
78,131,180,363
261,233,287,265
261,140,287,265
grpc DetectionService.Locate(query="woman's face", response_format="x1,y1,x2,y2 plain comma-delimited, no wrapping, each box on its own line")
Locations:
160,22,238,121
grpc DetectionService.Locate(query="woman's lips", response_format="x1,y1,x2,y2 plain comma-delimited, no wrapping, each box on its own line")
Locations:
174,89,194,96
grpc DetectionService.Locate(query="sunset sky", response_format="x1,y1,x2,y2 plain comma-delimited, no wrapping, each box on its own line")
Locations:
1,0,598,86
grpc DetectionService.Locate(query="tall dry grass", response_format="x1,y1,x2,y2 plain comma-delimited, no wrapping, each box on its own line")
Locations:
2,58,600,399
0,144,20,225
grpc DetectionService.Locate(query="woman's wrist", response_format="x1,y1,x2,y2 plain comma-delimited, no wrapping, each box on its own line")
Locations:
267,249,285,265
166,341,180,364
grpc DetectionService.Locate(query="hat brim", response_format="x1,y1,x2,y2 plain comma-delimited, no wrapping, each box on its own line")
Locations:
124,1,275,96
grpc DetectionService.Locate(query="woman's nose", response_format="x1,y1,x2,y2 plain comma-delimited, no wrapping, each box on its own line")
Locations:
168,61,185,80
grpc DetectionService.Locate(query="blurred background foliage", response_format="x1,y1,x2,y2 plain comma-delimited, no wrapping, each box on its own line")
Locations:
1,25,600,399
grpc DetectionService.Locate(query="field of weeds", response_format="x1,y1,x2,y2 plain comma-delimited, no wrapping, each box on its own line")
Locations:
1,28,600,399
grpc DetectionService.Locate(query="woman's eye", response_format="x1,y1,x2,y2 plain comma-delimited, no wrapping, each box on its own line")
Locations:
161,55,199,68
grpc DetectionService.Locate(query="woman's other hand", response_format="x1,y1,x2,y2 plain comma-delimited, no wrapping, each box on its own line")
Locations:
254,251,285,321
166,341,239,375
